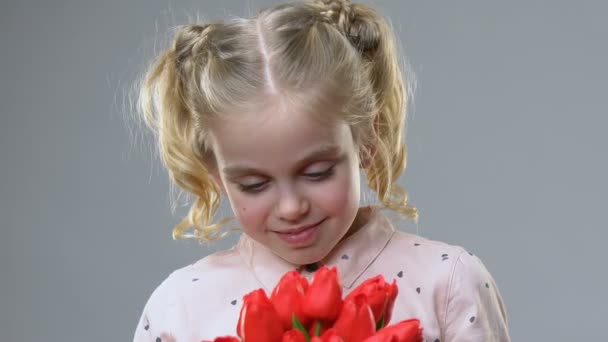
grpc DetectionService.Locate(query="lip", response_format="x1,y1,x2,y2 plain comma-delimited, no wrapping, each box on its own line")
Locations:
273,218,326,246
275,218,326,235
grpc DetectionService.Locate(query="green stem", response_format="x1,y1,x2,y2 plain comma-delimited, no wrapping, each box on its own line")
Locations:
292,314,311,342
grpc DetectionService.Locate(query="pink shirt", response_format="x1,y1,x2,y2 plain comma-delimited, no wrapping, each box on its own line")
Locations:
133,210,510,341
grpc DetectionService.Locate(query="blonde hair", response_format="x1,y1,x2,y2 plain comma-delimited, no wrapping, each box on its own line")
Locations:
139,0,418,242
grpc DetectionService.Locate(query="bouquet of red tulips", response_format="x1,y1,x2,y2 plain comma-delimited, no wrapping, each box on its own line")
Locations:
205,266,423,342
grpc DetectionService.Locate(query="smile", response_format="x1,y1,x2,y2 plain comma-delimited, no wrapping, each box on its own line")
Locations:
273,218,326,246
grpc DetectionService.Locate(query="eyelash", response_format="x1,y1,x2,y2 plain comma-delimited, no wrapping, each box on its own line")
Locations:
237,166,335,194
238,181,268,193
304,166,335,180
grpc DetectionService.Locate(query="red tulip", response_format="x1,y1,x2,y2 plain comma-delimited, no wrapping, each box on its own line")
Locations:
346,275,398,327
311,328,344,342
212,337,240,342
271,270,311,329
302,266,343,321
333,294,376,342
236,289,284,342
282,329,307,342
384,281,398,326
363,319,423,342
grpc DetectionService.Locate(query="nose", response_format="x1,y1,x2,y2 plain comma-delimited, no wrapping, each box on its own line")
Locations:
275,185,310,222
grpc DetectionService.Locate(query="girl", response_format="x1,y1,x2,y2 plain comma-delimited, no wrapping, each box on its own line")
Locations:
133,0,510,341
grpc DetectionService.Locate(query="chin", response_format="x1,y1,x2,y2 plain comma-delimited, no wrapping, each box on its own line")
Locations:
279,244,330,266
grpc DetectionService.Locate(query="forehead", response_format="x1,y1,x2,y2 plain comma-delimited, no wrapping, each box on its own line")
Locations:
208,100,355,168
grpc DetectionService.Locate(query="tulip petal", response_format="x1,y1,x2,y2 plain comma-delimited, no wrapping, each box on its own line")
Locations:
302,267,343,321
237,289,284,342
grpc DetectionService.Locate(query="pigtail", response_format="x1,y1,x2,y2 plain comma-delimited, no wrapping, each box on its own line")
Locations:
317,0,418,220
139,24,228,242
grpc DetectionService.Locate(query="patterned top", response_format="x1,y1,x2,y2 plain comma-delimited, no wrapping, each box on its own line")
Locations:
133,209,511,341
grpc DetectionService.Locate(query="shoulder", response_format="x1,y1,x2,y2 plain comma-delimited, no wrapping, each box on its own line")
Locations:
388,228,504,306
359,212,511,340
386,223,507,304
386,227,510,341
148,244,246,303
133,245,247,341
384,232,510,340
385,223,472,267
367,210,469,261
374,212,479,267
370,214,488,298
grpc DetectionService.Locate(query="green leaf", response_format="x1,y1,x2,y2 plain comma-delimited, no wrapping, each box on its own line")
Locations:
292,314,311,342
315,320,322,336
376,315,385,331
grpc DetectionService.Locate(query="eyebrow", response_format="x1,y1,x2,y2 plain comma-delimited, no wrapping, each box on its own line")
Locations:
222,144,342,178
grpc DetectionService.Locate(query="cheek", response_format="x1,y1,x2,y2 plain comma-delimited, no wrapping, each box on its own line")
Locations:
313,168,360,213
228,191,274,230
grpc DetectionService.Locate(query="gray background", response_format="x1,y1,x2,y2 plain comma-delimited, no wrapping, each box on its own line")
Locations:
1,0,606,340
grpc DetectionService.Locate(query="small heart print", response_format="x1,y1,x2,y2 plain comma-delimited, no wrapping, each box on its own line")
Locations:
397,271,403,278
231,300,237,305
341,254,349,260
416,287,421,294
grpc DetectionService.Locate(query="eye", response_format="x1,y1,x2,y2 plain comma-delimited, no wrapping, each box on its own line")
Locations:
304,165,335,181
238,180,269,194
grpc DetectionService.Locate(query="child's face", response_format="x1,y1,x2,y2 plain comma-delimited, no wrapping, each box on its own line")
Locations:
209,101,361,265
